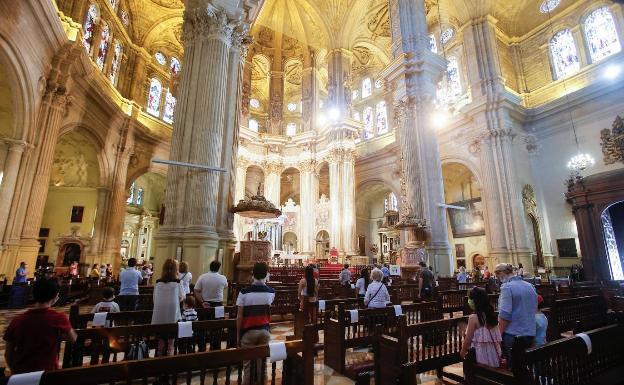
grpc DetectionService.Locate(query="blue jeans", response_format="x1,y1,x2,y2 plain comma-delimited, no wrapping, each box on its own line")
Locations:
502,333,534,369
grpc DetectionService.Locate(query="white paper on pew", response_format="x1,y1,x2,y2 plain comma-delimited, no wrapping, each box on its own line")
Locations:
318,300,326,311
393,305,403,316
350,283,355,289
387,280,392,286
269,342,287,363
214,306,225,319
92,312,108,327
178,321,194,338
576,333,592,355
349,309,359,324
7,371,44,385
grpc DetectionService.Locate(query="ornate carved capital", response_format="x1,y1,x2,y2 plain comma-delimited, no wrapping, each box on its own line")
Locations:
182,4,246,46
43,85,71,113
326,148,356,164
298,160,316,172
263,161,284,175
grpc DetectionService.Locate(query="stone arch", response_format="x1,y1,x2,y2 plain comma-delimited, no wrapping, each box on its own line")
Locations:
245,165,265,198
440,156,483,186
58,124,110,187
280,167,301,205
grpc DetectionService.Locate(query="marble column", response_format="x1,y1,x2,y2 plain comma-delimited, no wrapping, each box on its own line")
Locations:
88,186,111,257
328,151,342,251
299,160,317,254
0,141,26,244
384,0,452,275
103,121,133,271
341,149,357,254
263,162,283,207
154,0,250,278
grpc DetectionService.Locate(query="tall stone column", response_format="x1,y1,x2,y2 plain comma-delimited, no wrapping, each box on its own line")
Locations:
0,141,26,244
328,151,342,251
384,0,452,275
233,157,248,249
341,149,357,254
301,49,318,132
326,48,353,116
103,120,134,271
88,186,111,257
299,160,317,253
154,0,250,278
129,51,149,106
263,162,282,207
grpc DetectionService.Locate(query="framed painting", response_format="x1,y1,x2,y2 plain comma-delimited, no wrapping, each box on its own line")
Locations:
557,238,578,258
70,206,84,223
447,198,485,238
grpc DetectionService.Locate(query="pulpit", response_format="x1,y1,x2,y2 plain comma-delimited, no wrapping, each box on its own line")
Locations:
236,240,272,282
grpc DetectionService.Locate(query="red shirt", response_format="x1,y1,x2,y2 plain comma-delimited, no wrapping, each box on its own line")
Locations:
3,308,72,373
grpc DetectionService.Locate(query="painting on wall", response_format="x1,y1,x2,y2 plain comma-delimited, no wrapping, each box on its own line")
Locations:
557,238,578,258
447,198,485,238
455,244,465,259
70,206,84,223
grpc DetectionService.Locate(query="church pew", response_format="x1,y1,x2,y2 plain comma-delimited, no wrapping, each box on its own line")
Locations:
463,323,624,385
113,293,154,311
69,304,238,328
611,295,624,312
293,298,360,339
544,295,610,340
436,289,469,317
80,284,154,305
3,326,316,385
373,315,467,384
61,319,237,368
388,284,420,304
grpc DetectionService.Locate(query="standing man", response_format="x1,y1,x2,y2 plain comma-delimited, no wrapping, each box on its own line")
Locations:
236,262,275,385
494,263,537,369
339,264,352,287
195,260,228,307
13,262,27,283
418,261,434,299
119,258,142,295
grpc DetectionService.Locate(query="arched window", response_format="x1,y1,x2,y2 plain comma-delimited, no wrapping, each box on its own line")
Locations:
447,56,462,100
550,29,580,80
429,34,438,53
387,192,398,212
286,122,297,136
363,106,374,139
154,52,166,65
83,4,98,53
584,7,621,63
126,184,134,204
146,78,162,117
376,101,388,135
95,23,110,70
170,57,181,76
109,41,122,85
249,119,259,132
163,90,176,124
362,78,372,98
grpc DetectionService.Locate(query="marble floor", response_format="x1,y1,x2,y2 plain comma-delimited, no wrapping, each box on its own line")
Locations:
0,306,463,384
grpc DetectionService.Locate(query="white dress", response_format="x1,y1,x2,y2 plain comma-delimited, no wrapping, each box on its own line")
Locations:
151,280,185,324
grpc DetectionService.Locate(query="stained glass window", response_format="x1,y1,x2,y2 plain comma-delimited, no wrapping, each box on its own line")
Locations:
363,107,374,139
550,29,580,80
287,102,297,112
250,98,260,108
155,52,166,65
441,28,455,45
120,10,130,27
286,122,297,136
95,23,110,71
126,184,134,204
387,192,398,212
447,56,462,100
146,78,162,116
540,0,560,14
109,41,122,85
83,4,98,53
375,79,383,89
362,78,372,98
170,57,181,76
376,101,388,135
163,90,176,124
584,7,621,63
249,119,259,131
429,34,438,53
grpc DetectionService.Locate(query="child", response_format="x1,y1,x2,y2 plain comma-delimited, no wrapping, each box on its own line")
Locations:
91,287,120,327
534,295,548,346
182,296,198,322
460,287,503,368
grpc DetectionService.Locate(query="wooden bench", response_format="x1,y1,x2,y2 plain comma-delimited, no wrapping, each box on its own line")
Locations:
463,323,624,385
544,295,609,340
371,315,467,384
436,289,468,317
68,304,238,328
3,325,316,385
293,298,360,341
61,319,237,368
388,284,420,304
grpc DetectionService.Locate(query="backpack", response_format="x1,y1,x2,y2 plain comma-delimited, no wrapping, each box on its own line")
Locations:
125,340,149,360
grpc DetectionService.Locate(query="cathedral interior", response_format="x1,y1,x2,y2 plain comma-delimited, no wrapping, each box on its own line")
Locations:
1,0,624,282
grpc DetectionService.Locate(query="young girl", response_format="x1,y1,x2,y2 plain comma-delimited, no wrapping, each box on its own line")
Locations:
460,287,503,367
298,265,319,311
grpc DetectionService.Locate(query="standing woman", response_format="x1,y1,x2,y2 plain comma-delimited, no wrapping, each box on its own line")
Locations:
355,268,370,299
178,261,192,296
364,269,390,308
152,259,185,356
460,287,502,367
90,264,101,279
298,265,319,311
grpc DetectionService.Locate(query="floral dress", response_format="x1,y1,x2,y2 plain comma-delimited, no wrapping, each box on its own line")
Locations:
472,324,502,367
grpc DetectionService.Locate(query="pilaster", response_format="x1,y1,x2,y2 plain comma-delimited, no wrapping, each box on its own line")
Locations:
299,159,317,253
0,141,27,245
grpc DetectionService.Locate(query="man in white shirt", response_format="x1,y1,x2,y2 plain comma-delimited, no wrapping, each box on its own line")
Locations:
194,260,228,307
119,258,142,295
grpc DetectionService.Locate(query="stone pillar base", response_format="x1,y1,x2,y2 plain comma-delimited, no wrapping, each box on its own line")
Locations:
153,231,220,279
425,242,452,277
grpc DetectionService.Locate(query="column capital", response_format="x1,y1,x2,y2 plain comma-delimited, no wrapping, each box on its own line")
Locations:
298,160,316,172
182,3,248,47
2,139,32,153
263,161,284,175
236,156,251,170
327,148,356,164
43,85,72,113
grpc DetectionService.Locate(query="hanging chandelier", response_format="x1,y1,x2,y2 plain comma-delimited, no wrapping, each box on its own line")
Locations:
567,153,595,171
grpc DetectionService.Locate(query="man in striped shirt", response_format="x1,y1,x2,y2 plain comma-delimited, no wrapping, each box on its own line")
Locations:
236,262,275,384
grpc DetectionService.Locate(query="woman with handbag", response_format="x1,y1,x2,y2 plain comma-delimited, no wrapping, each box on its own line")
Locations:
363,269,390,308
460,287,504,368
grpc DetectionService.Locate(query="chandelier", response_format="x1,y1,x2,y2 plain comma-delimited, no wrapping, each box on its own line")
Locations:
567,153,595,171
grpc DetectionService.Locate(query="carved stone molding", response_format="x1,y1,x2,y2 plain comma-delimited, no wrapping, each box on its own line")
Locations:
326,148,356,164
263,161,284,175
522,184,539,219
236,156,251,170
182,4,247,46
298,160,316,172
600,115,624,165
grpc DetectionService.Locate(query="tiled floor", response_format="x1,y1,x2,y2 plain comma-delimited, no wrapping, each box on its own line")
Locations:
0,306,463,384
